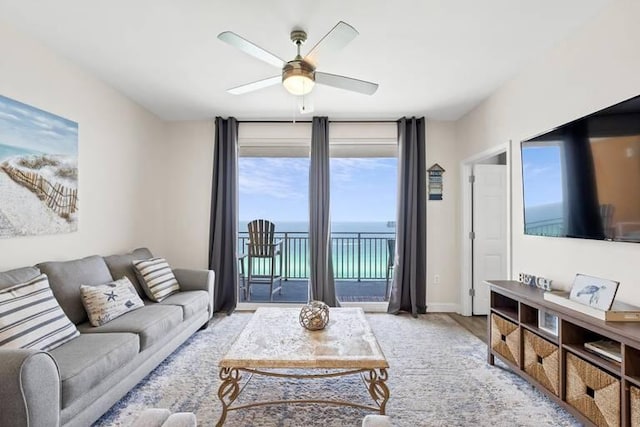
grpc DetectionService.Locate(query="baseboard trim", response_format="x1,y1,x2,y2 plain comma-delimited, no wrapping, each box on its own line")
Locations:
427,303,460,313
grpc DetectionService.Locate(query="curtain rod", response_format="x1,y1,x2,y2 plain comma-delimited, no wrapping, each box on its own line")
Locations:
237,120,398,124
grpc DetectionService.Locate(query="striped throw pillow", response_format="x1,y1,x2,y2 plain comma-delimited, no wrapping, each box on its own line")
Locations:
0,274,79,351
132,258,180,302
80,277,145,326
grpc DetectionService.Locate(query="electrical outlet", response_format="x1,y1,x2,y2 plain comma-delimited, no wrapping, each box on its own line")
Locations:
434,274,440,285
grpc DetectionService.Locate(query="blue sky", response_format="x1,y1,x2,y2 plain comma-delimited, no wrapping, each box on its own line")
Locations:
239,157,397,222
522,144,564,207
0,95,78,155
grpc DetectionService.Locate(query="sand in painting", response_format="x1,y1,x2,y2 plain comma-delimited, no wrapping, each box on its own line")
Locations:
0,165,74,237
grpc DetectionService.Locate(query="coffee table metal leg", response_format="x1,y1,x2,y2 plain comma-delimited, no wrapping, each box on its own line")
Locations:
217,367,241,426
217,367,389,423
364,368,390,414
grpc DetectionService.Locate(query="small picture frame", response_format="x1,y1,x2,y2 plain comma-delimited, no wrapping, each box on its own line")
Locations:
538,309,559,336
569,274,619,311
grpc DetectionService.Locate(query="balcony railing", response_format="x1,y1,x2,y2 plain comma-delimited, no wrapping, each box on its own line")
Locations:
238,231,395,281
525,218,564,236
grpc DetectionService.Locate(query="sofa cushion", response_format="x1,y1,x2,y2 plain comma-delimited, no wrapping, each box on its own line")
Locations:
132,258,181,302
0,274,79,351
362,415,392,427
0,266,41,290
132,409,197,427
37,256,114,325
49,332,139,409
80,277,145,326
103,248,153,298
132,408,172,427
163,413,198,427
159,291,208,319
77,305,182,350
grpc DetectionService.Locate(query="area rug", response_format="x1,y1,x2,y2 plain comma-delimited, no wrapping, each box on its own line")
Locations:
94,313,578,426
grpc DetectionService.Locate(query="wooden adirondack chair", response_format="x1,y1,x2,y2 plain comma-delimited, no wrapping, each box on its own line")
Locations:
245,219,283,301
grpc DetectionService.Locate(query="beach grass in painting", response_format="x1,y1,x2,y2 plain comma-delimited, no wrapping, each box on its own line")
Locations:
0,95,78,238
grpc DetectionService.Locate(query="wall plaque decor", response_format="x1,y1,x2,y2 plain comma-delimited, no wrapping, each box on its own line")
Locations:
518,273,552,291
519,273,537,287
536,277,552,291
428,163,445,200
0,95,78,238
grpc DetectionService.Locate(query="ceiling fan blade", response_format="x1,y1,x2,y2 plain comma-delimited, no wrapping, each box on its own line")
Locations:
304,21,358,67
218,31,285,69
227,76,281,95
315,72,378,95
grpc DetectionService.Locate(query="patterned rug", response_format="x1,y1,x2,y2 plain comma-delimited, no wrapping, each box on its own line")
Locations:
94,313,579,427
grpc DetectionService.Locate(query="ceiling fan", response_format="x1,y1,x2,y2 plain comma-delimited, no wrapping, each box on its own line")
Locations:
217,21,379,98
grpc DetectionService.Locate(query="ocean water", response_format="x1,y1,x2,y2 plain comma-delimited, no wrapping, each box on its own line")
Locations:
524,203,564,236
525,202,563,223
0,143,38,161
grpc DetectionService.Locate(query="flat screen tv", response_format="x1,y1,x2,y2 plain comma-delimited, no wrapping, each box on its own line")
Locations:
521,95,640,243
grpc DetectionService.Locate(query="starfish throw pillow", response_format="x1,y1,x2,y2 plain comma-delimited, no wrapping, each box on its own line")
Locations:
80,276,145,326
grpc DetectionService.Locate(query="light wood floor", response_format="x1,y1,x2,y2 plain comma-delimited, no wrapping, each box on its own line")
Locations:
448,313,487,343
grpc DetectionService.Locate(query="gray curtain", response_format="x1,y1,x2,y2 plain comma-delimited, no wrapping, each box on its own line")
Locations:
308,117,339,306
209,117,239,314
388,117,427,316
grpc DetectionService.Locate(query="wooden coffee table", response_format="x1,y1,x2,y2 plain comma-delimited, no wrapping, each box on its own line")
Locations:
216,307,389,426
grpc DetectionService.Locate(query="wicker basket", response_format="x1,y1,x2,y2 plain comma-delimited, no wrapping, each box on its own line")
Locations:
631,386,640,427
490,313,519,366
523,330,559,395
566,353,620,427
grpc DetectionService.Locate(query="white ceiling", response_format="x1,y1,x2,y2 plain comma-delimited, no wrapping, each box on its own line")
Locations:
0,0,610,121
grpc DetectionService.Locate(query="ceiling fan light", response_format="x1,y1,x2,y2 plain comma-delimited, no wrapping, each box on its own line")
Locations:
282,60,315,96
283,75,315,95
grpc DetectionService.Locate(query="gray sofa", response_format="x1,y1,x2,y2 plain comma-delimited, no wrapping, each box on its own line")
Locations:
0,248,214,427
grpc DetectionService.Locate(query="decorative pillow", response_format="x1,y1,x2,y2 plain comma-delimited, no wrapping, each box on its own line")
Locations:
132,257,180,302
0,273,79,351
80,277,145,327
103,248,153,297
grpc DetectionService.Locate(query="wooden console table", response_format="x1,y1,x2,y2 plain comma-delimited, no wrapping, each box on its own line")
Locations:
486,280,640,427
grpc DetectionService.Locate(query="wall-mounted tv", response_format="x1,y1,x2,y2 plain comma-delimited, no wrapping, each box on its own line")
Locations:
521,95,640,243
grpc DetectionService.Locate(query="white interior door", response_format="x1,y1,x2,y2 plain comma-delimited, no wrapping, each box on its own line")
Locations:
472,164,507,315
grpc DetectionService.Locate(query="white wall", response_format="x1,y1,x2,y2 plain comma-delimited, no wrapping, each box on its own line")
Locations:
456,0,640,304
161,121,215,268
426,121,460,311
0,21,166,270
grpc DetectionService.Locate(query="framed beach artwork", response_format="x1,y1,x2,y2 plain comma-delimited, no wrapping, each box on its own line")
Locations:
0,94,78,238
569,274,619,311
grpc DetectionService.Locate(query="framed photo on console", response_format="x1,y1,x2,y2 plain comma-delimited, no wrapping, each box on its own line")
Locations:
569,274,619,311
538,309,559,336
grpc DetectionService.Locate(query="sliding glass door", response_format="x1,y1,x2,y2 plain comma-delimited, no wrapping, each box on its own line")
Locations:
238,156,310,303
237,123,311,304
237,121,397,305
330,157,397,303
